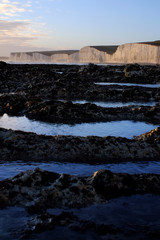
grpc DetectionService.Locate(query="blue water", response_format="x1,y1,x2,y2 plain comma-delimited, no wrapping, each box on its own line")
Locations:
0,207,29,240
0,114,158,139
41,195,160,240
0,161,160,181
56,71,63,74
95,82,160,88
1,195,160,240
72,100,157,107
0,93,16,96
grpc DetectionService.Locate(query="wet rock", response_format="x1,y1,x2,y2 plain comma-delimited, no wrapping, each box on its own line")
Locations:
124,64,145,78
0,93,27,115
134,127,160,142
124,63,142,72
0,127,160,163
0,61,7,69
0,194,9,208
79,63,98,74
0,91,159,123
24,100,160,124
0,168,98,209
91,170,137,197
0,168,160,210
0,63,159,101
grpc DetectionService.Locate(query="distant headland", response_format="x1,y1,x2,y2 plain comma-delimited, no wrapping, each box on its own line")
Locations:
10,40,160,64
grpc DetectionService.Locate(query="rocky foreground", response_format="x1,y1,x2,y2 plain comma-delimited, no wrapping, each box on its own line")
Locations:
0,93,160,124
0,127,160,163
0,167,160,210
0,62,160,101
0,61,160,124
0,62,160,239
0,168,160,239
0,62,160,162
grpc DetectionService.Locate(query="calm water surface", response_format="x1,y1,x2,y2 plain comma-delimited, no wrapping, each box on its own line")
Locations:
0,114,159,139
95,82,160,88
0,207,29,240
72,100,157,107
1,195,160,240
0,161,160,180
0,92,16,96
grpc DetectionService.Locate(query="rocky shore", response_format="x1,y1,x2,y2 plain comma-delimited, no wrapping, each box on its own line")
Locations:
1,168,160,209
0,61,160,239
0,127,159,163
0,62,160,101
0,93,160,123
0,168,160,239
0,62,159,163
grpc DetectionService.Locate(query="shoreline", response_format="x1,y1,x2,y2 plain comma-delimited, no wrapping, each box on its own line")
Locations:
0,61,160,239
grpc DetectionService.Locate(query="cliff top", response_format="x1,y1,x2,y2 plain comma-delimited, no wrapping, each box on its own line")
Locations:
90,41,160,55
11,50,79,56
37,50,79,56
90,45,119,55
138,40,160,46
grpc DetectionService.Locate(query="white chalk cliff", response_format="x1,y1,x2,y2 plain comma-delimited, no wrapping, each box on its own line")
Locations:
10,41,160,64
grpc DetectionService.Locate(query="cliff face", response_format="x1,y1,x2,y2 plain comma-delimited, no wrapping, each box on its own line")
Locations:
10,42,160,64
80,43,160,64
78,46,106,63
112,43,160,64
10,52,51,62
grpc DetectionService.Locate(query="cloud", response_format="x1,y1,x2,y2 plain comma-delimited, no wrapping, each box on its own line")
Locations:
0,19,29,30
0,1,53,56
1,0,10,3
0,19,44,41
0,19,44,55
0,0,32,17
0,18,53,57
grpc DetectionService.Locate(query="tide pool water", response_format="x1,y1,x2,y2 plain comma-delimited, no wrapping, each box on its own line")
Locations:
0,161,160,181
0,114,159,139
95,82,160,88
72,100,157,108
1,195,160,240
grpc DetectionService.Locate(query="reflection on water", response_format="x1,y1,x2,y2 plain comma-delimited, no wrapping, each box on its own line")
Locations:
95,82,160,88
1,195,160,240
72,100,157,107
56,71,63,74
0,92,16,96
40,195,160,240
0,161,160,180
0,207,29,240
0,114,159,139
69,194,160,228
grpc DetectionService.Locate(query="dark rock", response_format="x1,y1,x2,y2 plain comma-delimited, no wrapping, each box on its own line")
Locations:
91,170,137,197
0,194,9,208
0,127,160,163
0,168,160,210
124,63,142,72
0,61,7,69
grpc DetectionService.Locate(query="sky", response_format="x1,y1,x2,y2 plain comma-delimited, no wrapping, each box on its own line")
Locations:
0,0,160,56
